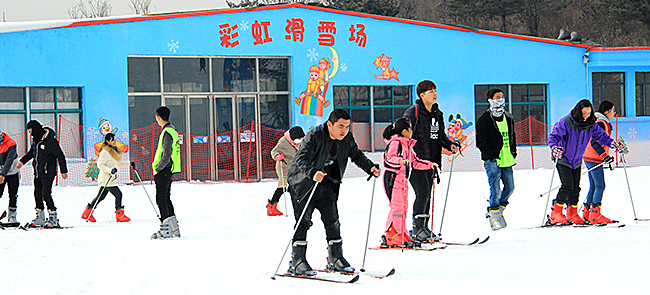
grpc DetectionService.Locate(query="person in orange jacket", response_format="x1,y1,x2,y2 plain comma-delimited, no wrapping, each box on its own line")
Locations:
0,130,21,223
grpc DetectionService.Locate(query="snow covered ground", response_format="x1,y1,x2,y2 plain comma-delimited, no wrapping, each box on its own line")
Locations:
2,165,650,294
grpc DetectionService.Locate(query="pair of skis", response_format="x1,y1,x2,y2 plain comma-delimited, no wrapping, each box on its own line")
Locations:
274,268,395,283
0,211,72,230
369,236,490,251
536,215,625,229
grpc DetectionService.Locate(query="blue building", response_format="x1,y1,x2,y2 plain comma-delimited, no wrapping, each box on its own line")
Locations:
1,3,649,181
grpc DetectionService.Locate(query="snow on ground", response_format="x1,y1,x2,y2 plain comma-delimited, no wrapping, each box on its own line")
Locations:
2,165,650,294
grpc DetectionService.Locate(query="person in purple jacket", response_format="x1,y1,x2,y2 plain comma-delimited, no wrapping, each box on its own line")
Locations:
548,99,625,225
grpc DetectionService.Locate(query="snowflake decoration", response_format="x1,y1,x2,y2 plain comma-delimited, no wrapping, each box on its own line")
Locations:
168,39,179,53
340,63,347,72
307,48,319,62
627,127,637,139
239,20,249,31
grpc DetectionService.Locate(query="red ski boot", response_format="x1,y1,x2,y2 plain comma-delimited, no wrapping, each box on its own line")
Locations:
566,204,585,225
267,200,283,216
581,203,591,224
385,226,413,247
81,205,96,223
549,202,568,225
116,207,131,222
588,204,613,224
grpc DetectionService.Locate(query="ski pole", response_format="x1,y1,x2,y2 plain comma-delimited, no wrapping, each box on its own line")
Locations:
539,161,605,197
132,167,161,219
360,174,377,272
87,169,117,222
620,153,638,223
271,182,319,280
541,158,558,226
437,154,455,237
279,163,288,217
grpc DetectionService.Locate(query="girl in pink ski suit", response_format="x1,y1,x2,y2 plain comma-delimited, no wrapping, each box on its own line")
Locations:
382,118,436,247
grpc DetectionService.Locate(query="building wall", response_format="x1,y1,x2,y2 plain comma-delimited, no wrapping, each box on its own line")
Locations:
0,5,606,145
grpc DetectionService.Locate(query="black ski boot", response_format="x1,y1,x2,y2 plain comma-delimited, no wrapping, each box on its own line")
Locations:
411,214,440,242
288,241,316,276
326,239,354,273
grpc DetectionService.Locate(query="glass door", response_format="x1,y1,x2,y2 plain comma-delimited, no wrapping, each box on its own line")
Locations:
162,96,188,180
213,96,236,181
235,95,260,182
188,96,210,181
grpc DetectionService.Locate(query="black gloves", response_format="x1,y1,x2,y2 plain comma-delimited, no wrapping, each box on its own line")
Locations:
111,168,118,174
130,161,136,169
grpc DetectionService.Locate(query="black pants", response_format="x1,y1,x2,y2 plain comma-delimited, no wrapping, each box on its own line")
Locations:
90,186,124,210
384,170,397,202
34,177,56,211
410,169,435,217
154,166,175,221
291,181,341,242
270,187,285,204
554,164,581,206
0,173,20,208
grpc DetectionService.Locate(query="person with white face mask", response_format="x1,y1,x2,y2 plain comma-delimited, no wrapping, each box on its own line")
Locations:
476,89,517,230
268,126,305,216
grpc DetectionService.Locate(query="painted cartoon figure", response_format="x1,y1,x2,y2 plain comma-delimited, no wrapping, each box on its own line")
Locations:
318,57,330,93
442,114,473,156
94,118,128,156
374,54,399,81
295,65,331,117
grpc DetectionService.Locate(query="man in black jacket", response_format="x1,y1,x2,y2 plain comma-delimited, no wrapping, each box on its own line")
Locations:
286,109,380,276
475,89,517,230
403,80,459,242
16,120,68,228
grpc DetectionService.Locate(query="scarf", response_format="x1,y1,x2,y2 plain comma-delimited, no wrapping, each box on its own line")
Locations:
101,143,123,161
488,97,506,117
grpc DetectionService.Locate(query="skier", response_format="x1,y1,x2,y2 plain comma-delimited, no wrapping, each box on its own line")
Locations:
476,89,517,230
381,117,437,247
582,100,617,224
150,106,182,239
16,120,68,228
0,129,21,223
268,126,304,216
286,109,380,276
402,80,459,242
548,99,624,225
81,133,134,222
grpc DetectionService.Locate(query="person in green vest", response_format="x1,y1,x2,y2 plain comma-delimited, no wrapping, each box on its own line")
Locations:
476,89,517,230
151,106,182,239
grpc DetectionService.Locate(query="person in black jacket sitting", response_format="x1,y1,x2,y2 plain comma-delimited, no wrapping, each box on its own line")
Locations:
286,109,380,276
403,80,459,242
475,89,517,230
16,120,68,228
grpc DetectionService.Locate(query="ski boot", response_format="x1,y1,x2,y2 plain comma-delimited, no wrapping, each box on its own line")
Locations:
326,239,354,273
266,199,283,216
549,201,568,225
288,241,316,276
411,214,440,242
168,215,181,238
7,207,18,223
486,206,506,231
499,202,508,227
566,204,585,225
81,204,96,222
115,207,131,222
43,210,60,228
385,225,418,247
588,203,614,224
30,208,46,227
151,217,173,239
581,203,591,224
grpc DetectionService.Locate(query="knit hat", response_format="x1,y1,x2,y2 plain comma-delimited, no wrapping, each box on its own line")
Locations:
26,120,44,140
288,126,305,141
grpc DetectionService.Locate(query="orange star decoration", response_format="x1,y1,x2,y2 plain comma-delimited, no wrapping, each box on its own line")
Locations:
389,68,400,81
374,56,381,68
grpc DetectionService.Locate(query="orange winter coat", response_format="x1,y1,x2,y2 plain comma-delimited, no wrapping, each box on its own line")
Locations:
583,114,612,164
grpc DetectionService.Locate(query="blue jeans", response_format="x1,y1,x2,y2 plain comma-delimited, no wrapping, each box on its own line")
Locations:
585,160,605,205
484,160,514,209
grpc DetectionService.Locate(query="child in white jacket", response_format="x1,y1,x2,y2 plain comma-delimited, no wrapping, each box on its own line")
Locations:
82,133,133,222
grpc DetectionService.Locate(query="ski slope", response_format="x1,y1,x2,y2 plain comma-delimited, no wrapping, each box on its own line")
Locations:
2,165,649,294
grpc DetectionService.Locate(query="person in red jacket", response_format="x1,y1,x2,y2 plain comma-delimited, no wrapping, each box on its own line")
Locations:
0,130,21,223
380,118,436,248
582,100,617,224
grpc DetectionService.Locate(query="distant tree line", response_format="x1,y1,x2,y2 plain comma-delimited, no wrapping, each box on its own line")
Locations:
227,0,650,46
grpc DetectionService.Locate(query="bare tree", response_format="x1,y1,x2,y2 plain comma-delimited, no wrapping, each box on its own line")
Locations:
68,0,112,19
130,0,153,14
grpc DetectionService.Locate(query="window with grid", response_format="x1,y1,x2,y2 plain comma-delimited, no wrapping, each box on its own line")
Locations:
593,72,625,116
636,72,650,116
